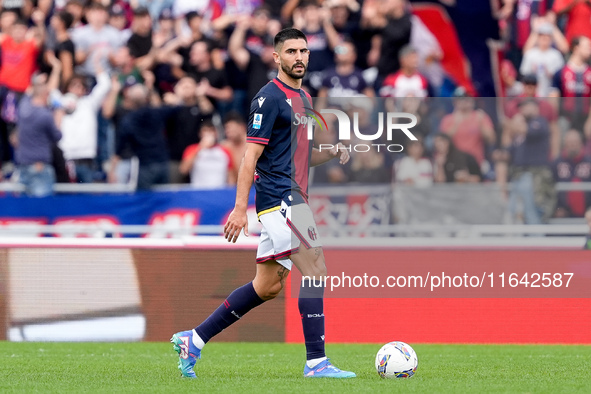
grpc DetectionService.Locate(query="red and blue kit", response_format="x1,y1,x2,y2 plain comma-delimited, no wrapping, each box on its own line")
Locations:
247,77,314,214
247,77,321,267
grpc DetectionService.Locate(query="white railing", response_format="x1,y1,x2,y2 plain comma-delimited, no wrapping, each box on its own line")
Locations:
0,223,587,238
0,157,139,193
0,179,588,194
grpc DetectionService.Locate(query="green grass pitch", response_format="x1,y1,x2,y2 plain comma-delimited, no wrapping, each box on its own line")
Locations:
1,342,590,393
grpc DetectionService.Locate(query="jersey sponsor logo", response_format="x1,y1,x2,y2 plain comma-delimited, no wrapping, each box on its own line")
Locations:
258,97,266,107
293,107,328,132
253,113,263,129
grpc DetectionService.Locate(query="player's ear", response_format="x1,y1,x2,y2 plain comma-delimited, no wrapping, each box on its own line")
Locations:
272,51,280,64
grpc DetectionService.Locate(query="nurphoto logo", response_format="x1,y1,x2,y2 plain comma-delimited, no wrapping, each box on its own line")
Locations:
293,107,418,153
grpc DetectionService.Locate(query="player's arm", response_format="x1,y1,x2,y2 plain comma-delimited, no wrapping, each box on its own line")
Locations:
311,142,350,167
224,142,265,243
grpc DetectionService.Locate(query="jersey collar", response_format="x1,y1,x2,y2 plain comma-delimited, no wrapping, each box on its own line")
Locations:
274,77,303,93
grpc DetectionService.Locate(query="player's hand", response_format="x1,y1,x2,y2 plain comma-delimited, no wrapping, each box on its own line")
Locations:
224,209,248,243
329,142,350,165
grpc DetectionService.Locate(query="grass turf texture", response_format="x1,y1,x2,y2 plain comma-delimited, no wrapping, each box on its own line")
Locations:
1,342,590,393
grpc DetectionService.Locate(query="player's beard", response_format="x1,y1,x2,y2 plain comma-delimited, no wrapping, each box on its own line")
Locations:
281,61,307,80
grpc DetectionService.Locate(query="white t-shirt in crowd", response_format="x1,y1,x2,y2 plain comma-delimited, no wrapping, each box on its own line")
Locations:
520,47,564,97
394,156,433,187
183,143,233,189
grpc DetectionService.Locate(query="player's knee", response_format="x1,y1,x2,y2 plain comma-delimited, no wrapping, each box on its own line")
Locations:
258,280,283,300
310,249,327,278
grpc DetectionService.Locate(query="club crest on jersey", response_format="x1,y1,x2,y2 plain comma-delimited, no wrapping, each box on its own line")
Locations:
308,226,317,241
253,113,263,129
258,97,266,107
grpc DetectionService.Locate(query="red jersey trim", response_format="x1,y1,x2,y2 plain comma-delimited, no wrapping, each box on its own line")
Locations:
247,136,269,145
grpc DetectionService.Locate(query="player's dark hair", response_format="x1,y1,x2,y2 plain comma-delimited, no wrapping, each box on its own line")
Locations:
223,110,246,125
57,10,74,29
274,28,307,50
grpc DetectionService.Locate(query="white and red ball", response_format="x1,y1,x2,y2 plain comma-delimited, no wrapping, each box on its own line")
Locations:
375,341,418,378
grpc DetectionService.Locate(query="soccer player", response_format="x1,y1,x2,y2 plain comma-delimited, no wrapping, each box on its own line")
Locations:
171,28,355,379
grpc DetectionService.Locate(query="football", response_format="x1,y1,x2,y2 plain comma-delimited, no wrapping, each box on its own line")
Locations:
375,341,418,378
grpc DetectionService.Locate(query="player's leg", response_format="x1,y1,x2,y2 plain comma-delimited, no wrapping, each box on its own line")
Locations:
171,260,286,378
290,245,327,365
253,260,290,300
288,205,355,378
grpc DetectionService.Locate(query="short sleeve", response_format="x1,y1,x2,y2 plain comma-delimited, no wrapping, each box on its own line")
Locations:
379,74,396,97
220,145,234,169
247,93,278,145
182,144,200,160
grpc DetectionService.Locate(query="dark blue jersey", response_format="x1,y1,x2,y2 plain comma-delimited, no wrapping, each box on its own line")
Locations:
247,77,314,214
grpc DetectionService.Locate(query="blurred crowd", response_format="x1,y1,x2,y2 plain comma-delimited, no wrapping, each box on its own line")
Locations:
0,0,591,223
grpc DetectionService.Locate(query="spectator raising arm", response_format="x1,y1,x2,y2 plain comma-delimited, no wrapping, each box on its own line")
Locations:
102,74,122,120
522,17,569,54
319,6,341,50
228,15,252,70
195,82,215,114
87,52,112,111
30,9,47,48
197,78,233,103
45,52,62,92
